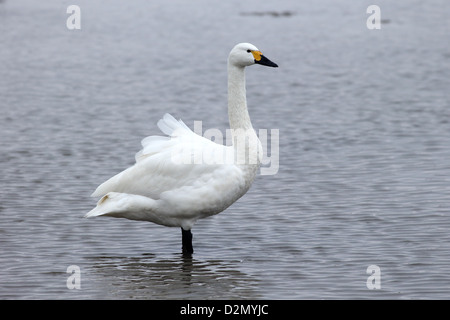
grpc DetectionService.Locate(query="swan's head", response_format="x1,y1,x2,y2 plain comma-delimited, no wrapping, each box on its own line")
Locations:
228,43,278,68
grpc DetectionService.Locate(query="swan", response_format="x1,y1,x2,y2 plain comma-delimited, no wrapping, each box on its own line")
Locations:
86,43,278,254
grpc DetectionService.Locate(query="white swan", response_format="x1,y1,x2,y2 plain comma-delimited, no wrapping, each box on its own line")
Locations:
86,43,278,254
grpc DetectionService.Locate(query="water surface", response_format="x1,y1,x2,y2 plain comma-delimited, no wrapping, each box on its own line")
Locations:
1,0,450,299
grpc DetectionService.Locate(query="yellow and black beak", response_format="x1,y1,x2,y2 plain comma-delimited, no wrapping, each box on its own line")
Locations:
251,50,278,68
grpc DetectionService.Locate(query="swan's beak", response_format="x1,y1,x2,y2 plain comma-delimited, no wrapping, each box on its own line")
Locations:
252,51,278,68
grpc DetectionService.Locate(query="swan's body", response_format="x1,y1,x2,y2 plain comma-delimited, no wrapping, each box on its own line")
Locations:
86,43,278,253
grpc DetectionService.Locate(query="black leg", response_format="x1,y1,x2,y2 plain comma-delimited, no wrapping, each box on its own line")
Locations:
181,228,194,254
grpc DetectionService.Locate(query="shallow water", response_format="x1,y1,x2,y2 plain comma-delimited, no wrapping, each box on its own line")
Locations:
1,0,450,299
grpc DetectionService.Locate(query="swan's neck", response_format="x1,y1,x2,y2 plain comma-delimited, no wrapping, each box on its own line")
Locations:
227,63,252,131
227,63,262,170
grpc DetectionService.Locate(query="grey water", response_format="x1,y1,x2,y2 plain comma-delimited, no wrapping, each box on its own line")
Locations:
1,0,449,299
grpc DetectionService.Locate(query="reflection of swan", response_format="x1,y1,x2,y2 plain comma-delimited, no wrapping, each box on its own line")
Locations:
86,43,278,254
88,254,261,299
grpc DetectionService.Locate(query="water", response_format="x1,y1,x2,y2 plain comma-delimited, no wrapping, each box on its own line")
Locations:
1,0,449,299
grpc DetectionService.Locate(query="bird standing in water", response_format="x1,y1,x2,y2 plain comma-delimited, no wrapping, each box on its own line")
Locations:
86,43,278,254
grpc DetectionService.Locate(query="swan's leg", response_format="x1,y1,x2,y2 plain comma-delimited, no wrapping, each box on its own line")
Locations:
181,228,194,254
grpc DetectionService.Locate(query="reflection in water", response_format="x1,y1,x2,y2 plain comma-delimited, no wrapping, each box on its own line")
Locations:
88,254,261,299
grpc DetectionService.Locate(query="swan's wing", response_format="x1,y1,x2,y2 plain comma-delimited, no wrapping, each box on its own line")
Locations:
134,113,192,162
91,114,237,199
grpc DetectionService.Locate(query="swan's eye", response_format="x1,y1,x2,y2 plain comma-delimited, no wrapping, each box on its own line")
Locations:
247,49,251,53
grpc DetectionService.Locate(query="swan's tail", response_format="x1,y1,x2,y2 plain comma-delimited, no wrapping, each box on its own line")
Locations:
85,192,157,221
